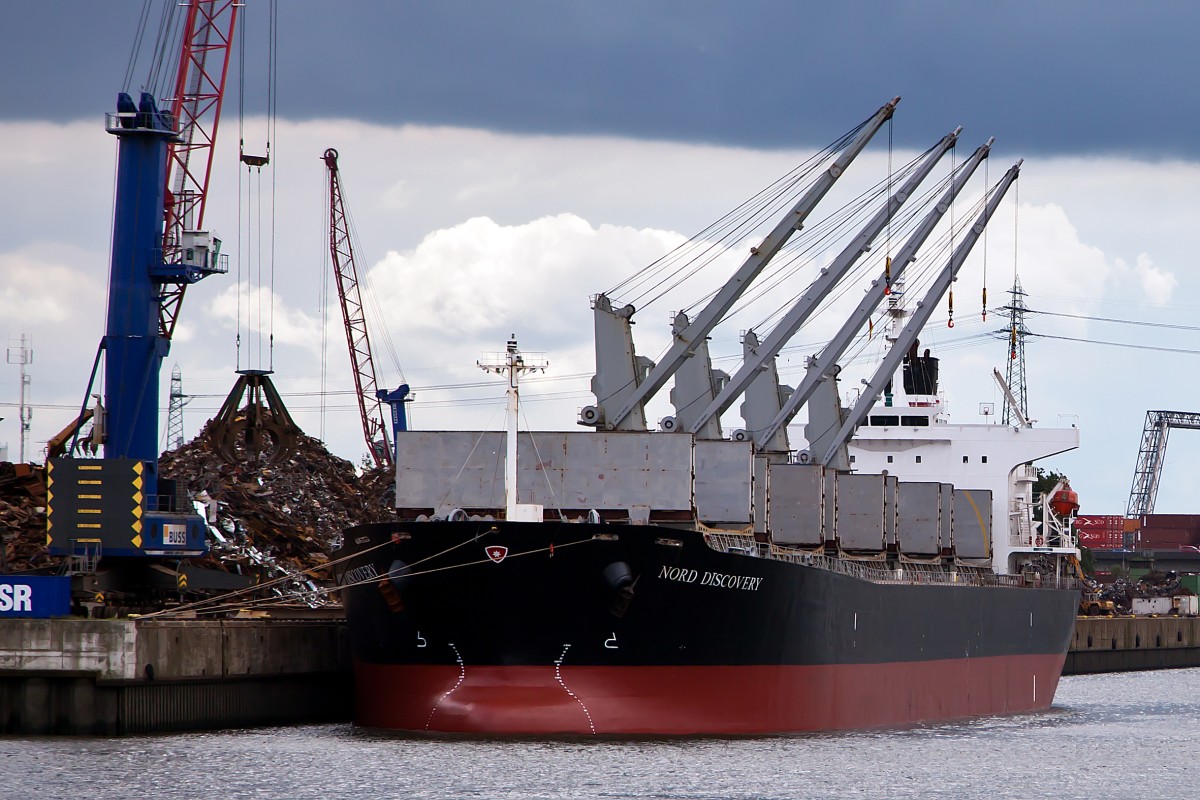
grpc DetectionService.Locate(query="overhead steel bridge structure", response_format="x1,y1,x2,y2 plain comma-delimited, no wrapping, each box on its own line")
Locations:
1126,410,1200,517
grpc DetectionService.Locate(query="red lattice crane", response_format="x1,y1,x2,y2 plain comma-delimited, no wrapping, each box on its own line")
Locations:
324,148,395,468
159,0,240,339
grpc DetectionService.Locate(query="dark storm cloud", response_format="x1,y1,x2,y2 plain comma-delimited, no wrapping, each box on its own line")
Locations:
3,0,1196,158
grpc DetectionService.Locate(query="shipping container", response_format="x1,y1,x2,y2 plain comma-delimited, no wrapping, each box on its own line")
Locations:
1137,528,1200,548
1132,596,1173,615
1078,531,1123,549
1076,514,1123,532
1141,514,1200,530
1080,513,1123,551
1075,514,1124,549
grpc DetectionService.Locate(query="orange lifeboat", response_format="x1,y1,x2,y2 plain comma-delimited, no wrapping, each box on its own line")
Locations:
1050,482,1080,518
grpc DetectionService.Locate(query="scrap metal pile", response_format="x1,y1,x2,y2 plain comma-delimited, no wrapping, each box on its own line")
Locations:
159,418,395,582
1097,570,1196,614
0,462,51,572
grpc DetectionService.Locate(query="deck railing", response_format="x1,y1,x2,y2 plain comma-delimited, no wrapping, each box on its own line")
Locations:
702,531,1080,591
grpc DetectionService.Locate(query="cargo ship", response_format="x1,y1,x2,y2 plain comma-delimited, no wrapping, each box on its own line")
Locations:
333,344,1081,734
333,103,1083,734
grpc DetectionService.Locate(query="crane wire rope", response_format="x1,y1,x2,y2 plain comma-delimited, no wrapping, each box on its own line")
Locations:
338,172,408,382
976,148,986,321
123,0,155,92
604,125,857,302
320,158,332,440
679,145,937,332
668,178,944,425
821,188,995,385
234,8,247,369
268,0,279,369
604,121,867,307
661,128,866,311
885,115,893,292
662,145,940,366
741,147,943,334
520,408,567,522
630,159,827,311
145,1,182,98
611,118,884,325
232,0,279,371
639,157,967,430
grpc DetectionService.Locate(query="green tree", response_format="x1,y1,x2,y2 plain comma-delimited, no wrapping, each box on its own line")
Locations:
1033,467,1069,499
1079,545,1095,575
1030,466,1070,523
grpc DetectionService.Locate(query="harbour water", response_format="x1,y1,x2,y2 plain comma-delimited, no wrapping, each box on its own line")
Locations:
5,668,1197,800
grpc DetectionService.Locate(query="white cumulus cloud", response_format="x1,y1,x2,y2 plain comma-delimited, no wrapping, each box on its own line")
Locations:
1134,253,1177,305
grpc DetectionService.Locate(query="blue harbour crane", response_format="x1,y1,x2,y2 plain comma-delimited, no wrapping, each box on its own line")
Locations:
47,2,239,578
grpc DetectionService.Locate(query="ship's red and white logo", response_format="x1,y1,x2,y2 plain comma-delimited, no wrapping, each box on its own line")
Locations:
485,545,508,564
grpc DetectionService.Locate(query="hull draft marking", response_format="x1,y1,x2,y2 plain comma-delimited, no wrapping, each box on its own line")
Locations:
425,643,466,730
554,644,596,735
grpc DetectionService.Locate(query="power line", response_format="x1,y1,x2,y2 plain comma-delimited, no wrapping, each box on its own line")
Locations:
1029,308,1200,332
1030,333,1200,356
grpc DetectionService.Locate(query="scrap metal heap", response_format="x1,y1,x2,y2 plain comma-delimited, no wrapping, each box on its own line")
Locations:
0,463,51,571
161,416,396,582
1097,570,1196,615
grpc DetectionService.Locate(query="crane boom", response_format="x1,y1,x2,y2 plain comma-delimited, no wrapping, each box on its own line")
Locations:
324,148,394,468
687,127,961,437
755,138,993,448
818,161,1023,466
159,0,240,340
595,97,900,431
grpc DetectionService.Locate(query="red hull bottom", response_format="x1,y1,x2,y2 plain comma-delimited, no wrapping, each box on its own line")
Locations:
354,654,1068,735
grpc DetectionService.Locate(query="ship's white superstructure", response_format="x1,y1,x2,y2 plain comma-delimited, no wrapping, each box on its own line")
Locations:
847,389,1078,576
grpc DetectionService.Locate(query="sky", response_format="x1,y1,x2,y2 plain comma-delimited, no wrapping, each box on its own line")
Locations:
2,1,1200,515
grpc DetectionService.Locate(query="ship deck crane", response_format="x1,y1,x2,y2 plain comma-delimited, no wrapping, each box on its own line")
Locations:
753,138,994,450
1126,410,1200,517
815,161,1023,468
584,97,900,432
685,127,963,441
323,148,409,468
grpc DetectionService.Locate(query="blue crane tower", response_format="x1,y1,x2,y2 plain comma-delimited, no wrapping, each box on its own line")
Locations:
47,93,228,562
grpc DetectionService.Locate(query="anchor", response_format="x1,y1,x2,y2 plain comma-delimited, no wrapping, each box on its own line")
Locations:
207,369,301,465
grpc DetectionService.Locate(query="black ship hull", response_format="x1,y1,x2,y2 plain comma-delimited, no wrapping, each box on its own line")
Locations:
333,520,1078,735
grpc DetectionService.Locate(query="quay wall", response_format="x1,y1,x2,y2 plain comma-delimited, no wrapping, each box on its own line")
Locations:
0,618,350,735
1065,616,1200,675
